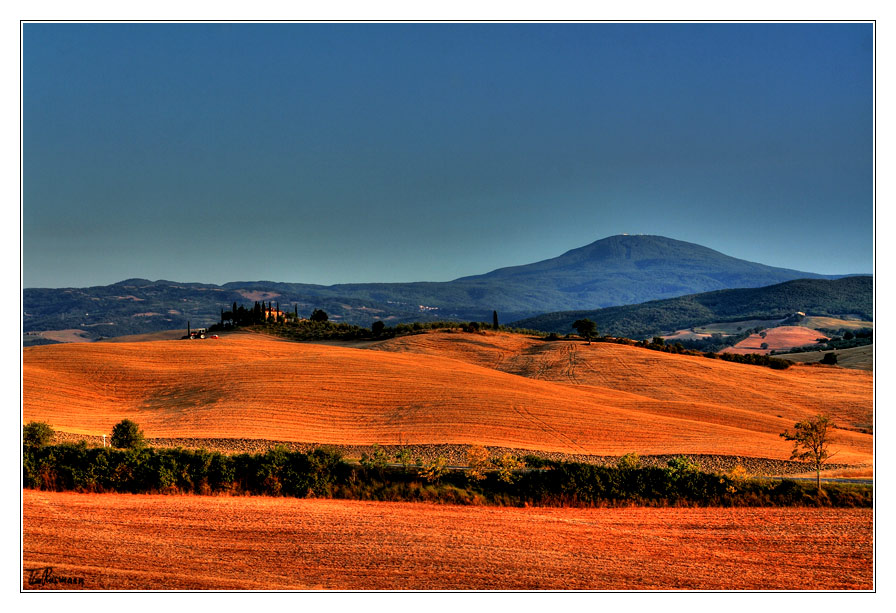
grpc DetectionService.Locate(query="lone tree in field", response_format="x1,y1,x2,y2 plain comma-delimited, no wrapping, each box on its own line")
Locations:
23,421,54,447
111,419,146,450
780,414,836,492
572,319,597,344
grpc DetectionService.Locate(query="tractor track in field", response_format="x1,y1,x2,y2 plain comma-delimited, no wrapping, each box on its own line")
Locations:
565,344,580,384
511,404,588,454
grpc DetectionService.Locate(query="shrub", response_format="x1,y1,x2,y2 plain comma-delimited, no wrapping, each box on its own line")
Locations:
418,456,448,483
522,454,551,469
466,445,490,481
140,449,179,492
208,452,236,492
493,453,523,484
727,464,748,481
666,456,700,473
110,419,146,450
393,448,414,472
360,444,389,472
616,452,641,470
23,421,54,447
665,456,704,500
304,446,345,495
769,358,791,370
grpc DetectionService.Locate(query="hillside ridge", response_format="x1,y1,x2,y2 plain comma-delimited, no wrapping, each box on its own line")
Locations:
24,235,861,341
514,276,872,338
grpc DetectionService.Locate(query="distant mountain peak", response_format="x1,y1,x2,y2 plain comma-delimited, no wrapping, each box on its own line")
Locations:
563,234,727,259
111,278,154,287
461,233,813,282
26,235,850,341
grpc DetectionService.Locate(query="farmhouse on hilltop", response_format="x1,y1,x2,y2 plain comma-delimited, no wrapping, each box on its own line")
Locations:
263,305,285,321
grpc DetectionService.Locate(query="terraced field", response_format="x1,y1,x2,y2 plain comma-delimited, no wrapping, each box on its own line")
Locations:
23,330,873,464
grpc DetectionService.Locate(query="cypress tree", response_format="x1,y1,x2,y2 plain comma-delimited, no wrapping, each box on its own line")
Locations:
493,310,499,330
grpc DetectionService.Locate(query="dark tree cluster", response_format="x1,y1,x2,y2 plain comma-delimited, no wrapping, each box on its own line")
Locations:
217,301,315,329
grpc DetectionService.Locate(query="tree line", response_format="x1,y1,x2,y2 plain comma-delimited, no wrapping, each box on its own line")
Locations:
23,416,865,507
214,306,540,342
21,442,869,507
217,301,332,327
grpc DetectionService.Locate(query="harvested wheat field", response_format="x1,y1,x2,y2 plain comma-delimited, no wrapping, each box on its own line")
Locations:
721,326,828,355
22,490,872,590
23,331,872,463
777,345,874,372
799,316,873,331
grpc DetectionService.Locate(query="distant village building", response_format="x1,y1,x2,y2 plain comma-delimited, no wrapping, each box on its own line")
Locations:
263,306,285,320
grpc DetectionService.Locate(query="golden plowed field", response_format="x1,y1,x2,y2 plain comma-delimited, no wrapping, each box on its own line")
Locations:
22,491,873,590
721,325,828,355
23,331,873,463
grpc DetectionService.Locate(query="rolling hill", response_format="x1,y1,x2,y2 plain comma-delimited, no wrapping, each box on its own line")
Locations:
513,276,873,338
775,345,874,371
23,330,873,465
23,234,850,341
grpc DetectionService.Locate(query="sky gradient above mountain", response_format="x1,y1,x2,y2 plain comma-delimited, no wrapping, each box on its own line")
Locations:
23,22,873,288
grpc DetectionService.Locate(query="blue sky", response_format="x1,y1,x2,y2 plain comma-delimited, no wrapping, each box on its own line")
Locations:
23,22,873,288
